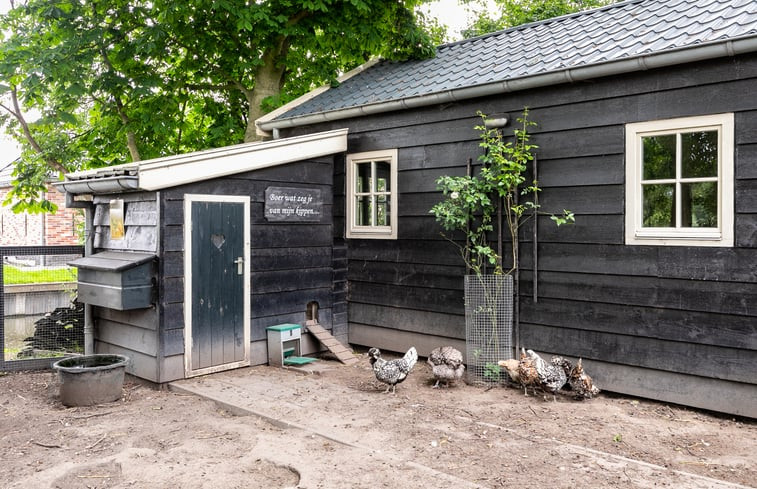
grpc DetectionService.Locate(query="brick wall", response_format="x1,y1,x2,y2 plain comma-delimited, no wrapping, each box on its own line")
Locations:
0,185,81,246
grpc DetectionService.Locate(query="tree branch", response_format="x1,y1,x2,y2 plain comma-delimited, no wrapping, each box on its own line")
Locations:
9,86,67,174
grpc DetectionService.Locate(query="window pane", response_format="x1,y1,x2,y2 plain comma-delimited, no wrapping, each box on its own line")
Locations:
681,131,717,178
642,135,676,180
376,195,390,226
681,181,717,227
374,160,391,192
356,162,371,193
355,196,372,226
642,183,675,227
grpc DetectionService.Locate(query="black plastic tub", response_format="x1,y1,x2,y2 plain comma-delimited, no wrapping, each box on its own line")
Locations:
52,354,129,407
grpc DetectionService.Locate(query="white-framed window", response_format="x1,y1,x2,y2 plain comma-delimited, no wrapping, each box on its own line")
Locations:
346,149,398,239
625,113,734,247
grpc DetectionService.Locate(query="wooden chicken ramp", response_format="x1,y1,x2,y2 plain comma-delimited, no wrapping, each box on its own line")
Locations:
305,322,358,365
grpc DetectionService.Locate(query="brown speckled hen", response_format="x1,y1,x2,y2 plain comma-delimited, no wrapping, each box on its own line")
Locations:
568,358,600,400
516,348,540,396
427,346,465,388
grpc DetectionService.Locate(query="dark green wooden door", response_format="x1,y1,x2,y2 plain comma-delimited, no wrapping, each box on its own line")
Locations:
189,198,248,373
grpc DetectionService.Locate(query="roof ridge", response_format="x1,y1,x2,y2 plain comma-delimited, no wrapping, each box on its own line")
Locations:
438,0,647,50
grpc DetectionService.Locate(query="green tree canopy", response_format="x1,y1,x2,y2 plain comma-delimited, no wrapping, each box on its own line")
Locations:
461,0,617,38
0,0,441,212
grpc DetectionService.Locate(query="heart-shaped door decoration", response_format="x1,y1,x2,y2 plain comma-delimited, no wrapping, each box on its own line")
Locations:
211,233,226,250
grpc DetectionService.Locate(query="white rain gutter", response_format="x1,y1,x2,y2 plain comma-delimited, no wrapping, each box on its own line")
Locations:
256,36,757,134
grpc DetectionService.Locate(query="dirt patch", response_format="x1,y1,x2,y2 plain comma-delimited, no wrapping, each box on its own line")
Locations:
1,354,755,488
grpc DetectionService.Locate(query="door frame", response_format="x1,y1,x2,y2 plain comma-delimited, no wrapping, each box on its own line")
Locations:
183,194,251,378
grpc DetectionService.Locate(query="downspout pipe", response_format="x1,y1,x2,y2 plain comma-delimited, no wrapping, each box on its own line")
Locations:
65,192,95,355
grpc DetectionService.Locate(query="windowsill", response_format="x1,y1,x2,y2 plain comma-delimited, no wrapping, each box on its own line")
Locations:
626,232,732,247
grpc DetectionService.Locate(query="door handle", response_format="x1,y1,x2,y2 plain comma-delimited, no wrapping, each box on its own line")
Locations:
234,257,244,275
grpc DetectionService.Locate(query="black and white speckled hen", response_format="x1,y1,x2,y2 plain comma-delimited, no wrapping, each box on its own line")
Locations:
527,349,568,401
427,346,465,388
568,358,600,400
368,346,418,394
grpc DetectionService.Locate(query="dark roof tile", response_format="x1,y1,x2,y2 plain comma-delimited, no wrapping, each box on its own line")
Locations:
276,0,757,121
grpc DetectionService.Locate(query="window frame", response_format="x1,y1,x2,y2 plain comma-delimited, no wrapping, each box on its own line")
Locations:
345,149,398,239
625,113,734,247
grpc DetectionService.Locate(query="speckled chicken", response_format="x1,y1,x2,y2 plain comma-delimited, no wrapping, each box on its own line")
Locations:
568,358,600,400
368,346,418,394
427,346,465,388
515,348,540,396
527,349,568,401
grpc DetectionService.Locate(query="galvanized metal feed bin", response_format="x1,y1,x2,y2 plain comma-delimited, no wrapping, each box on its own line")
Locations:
69,251,156,310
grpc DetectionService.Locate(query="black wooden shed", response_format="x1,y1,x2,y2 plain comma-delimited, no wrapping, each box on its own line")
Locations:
250,0,757,417
56,0,757,418
56,129,348,382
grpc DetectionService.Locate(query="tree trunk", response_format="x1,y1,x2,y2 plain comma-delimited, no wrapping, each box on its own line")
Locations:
244,44,286,142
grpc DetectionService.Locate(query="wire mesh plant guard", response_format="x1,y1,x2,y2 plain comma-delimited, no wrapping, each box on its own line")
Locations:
465,274,513,384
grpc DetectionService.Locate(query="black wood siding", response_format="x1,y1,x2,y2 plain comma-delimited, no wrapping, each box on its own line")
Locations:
280,53,757,393
159,157,342,367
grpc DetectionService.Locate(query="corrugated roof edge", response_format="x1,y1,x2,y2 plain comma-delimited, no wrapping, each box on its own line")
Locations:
256,0,757,134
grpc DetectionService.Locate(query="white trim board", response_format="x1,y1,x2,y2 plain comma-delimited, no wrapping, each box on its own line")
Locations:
62,129,348,194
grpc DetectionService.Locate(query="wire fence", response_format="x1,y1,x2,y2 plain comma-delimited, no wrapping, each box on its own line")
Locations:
1,245,84,372
464,274,514,384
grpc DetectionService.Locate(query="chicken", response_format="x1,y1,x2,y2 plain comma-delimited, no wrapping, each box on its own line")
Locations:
515,348,540,396
568,358,600,400
427,346,465,388
497,358,520,385
368,346,418,394
527,349,568,401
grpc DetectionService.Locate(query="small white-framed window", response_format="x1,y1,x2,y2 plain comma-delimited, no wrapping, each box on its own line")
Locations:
346,149,398,239
625,113,734,247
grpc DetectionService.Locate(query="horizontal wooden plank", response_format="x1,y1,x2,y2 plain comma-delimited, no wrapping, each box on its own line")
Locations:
521,271,757,317
93,192,157,205
736,179,757,213
162,302,184,330
124,200,158,226
160,276,183,304
519,323,757,384
252,288,333,320
349,302,464,340
538,184,624,215
348,239,463,267
524,214,624,244
520,297,757,350
94,344,158,383
161,251,184,278
251,223,333,249
348,323,466,361
94,306,158,331
346,260,464,290
536,154,623,187
253,267,333,294
162,327,184,356
735,214,757,248
521,242,757,282
736,142,757,178
250,246,333,272
96,321,158,357
400,141,481,171
348,282,463,315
